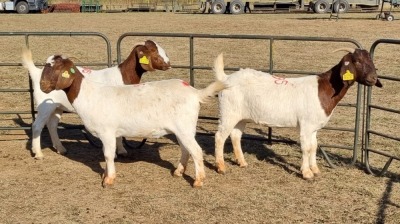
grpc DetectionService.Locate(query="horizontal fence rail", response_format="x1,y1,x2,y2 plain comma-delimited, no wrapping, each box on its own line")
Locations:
364,39,400,176
118,33,363,166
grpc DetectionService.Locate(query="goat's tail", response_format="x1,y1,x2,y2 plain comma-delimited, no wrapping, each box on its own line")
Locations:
21,47,41,76
198,80,226,104
214,53,228,82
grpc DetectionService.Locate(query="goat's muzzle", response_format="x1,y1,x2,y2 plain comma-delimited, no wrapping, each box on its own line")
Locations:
40,80,54,93
364,73,383,88
162,63,171,71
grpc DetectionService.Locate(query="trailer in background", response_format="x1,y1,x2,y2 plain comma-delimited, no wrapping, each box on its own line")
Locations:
0,0,47,13
197,0,385,14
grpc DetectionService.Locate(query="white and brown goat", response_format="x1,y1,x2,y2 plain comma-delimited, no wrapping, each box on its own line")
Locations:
37,52,225,188
213,48,382,179
22,40,170,159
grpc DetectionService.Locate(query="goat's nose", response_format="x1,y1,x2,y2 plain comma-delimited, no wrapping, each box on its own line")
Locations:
164,63,171,70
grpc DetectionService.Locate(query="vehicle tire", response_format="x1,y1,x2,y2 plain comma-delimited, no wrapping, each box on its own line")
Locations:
386,14,394,21
230,0,244,14
16,1,29,14
313,0,330,14
211,0,226,14
333,0,349,13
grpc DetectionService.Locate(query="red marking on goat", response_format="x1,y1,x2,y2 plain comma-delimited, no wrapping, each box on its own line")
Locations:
272,75,288,85
81,67,92,74
181,80,190,86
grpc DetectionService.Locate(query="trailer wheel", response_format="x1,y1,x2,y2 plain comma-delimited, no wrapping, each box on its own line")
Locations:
16,1,29,14
333,0,349,13
230,0,244,14
211,0,226,14
313,0,330,14
386,15,394,21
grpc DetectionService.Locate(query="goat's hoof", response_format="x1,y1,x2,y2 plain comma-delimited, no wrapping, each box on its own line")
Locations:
102,177,115,188
193,180,203,188
34,152,44,160
311,166,321,177
239,161,248,168
34,155,44,160
55,146,67,155
217,168,226,174
116,148,128,157
57,150,67,155
302,170,314,180
173,168,185,177
216,163,226,174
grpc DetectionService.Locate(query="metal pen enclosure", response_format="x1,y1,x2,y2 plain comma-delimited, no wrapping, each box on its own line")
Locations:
1,32,394,174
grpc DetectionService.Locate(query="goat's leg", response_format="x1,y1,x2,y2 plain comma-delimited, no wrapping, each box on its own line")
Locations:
100,136,117,187
173,138,190,177
215,118,240,174
115,137,128,156
176,134,205,188
230,121,248,168
309,131,321,176
31,103,58,159
46,108,66,155
299,128,314,180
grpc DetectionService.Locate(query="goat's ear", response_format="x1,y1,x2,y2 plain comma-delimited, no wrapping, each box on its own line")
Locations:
340,59,357,83
137,46,154,71
54,60,75,90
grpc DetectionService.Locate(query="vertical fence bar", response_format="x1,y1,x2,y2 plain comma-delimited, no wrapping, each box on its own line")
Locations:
189,35,195,86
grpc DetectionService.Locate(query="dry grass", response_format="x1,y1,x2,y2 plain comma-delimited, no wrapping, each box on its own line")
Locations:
0,12,399,223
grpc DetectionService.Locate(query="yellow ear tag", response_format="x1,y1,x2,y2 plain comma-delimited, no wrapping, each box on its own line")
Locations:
139,56,149,65
62,71,70,78
343,70,354,81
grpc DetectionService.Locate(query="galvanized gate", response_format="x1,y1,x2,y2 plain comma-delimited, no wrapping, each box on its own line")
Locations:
0,32,373,168
363,39,400,176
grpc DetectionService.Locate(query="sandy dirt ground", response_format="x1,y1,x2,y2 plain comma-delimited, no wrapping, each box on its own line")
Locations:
0,11,399,223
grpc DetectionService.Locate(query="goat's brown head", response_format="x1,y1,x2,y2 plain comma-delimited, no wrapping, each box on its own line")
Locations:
136,40,171,71
40,56,80,94
335,48,382,88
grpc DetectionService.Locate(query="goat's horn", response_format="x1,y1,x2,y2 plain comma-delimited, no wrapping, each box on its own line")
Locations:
132,42,146,49
332,47,356,54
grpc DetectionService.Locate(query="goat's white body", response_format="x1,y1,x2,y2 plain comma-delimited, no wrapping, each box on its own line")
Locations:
214,59,329,179
80,66,124,85
69,78,223,187
218,69,330,129
75,80,201,139
24,58,128,159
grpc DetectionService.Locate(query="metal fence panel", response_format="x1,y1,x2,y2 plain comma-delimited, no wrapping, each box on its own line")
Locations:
364,39,400,176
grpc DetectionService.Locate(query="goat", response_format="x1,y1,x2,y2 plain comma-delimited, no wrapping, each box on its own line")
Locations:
21,40,171,159
213,49,382,180
36,51,225,188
